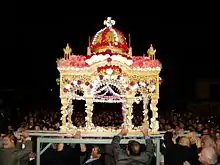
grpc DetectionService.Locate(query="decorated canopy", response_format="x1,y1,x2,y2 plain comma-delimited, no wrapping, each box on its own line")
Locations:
57,17,162,134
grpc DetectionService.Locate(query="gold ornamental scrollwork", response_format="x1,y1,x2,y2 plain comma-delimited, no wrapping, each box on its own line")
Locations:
118,34,125,44
96,34,102,44
127,75,157,83
62,75,92,83
104,31,115,43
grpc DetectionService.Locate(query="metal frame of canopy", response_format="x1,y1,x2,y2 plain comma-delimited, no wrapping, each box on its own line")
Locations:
30,131,161,165
28,131,200,165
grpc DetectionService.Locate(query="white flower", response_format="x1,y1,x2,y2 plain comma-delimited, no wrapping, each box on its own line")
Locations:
65,84,72,89
106,69,113,75
73,81,78,85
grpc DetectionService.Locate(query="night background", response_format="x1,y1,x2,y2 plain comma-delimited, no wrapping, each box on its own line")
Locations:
1,6,218,113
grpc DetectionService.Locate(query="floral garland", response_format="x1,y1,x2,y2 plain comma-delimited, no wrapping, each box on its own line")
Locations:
124,80,157,93
97,65,122,75
63,80,92,93
63,77,158,94
86,50,132,60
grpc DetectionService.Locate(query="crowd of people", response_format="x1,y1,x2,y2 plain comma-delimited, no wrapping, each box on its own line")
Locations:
0,107,220,165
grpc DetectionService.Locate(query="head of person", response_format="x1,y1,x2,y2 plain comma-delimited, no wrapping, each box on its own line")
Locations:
2,135,15,149
198,147,217,165
127,140,141,156
178,137,190,147
202,135,216,149
198,123,204,132
91,145,102,159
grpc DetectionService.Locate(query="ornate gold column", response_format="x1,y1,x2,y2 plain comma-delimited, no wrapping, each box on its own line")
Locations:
85,96,94,129
122,96,134,129
150,96,159,133
142,94,150,126
66,97,76,131
60,94,70,132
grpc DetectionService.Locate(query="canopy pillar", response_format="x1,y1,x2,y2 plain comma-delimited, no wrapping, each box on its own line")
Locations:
122,97,134,129
59,95,69,132
143,94,150,126
150,96,159,133
85,96,94,128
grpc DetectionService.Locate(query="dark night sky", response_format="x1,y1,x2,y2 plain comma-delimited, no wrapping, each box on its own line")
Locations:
3,5,218,109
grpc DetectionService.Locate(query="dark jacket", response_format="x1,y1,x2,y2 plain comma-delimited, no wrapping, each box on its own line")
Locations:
83,158,103,165
112,135,154,165
161,132,200,165
0,139,32,165
40,144,80,165
80,145,105,165
105,144,116,165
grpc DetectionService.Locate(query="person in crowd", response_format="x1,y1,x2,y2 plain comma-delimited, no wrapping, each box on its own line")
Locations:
80,144,104,165
197,123,205,134
202,135,216,149
40,131,86,165
105,144,116,165
0,134,4,149
215,139,220,163
161,131,200,165
111,122,154,165
199,147,218,165
0,129,32,165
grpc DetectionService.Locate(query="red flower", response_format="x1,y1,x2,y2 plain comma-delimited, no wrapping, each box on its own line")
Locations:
85,82,90,86
77,80,82,85
107,57,112,62
63,88,69,93
130,82,135,86
97,65,122,73
105,49,112,54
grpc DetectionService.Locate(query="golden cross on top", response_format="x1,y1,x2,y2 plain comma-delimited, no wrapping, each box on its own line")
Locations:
104,17,115,28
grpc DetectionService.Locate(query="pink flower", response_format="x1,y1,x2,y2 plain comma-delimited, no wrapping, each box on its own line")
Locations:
77,80,82,85
105,49,112,54
129,81,135,86
107,58,112,62
63,88,69,93
99,75,104,80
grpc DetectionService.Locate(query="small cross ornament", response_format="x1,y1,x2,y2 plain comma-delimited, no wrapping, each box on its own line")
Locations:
104,17,115,28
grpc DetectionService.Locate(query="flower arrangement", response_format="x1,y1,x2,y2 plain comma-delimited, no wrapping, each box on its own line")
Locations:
97,65,122,75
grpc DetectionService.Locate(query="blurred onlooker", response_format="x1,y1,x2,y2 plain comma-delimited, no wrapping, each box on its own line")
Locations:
0,130,32,165
202,136,216,149
198,147,218,165
80,145,104,165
